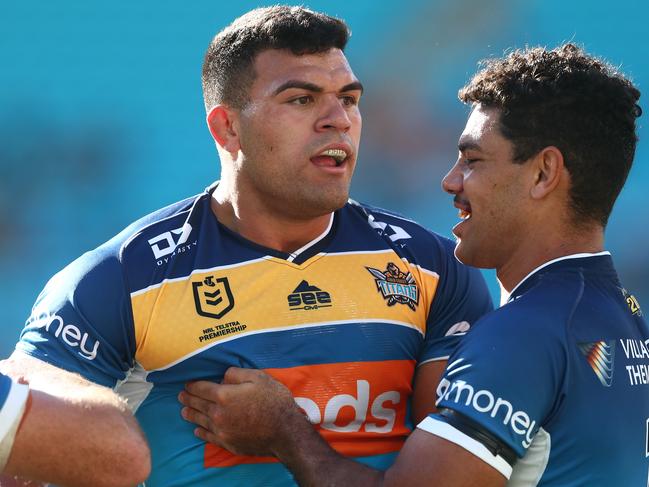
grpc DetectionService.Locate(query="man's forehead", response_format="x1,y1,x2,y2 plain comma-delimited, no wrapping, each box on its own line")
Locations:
459,105,500,147
253,48,359,92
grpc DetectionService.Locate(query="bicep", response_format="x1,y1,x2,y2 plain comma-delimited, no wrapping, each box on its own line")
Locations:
385,428,506,487
411,360,446,424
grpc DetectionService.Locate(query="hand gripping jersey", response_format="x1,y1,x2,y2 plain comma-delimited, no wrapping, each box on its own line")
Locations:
17,184,492,486
0,373,29,469
420,253,649,486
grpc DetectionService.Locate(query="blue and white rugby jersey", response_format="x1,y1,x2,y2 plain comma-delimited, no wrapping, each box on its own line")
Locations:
16,183,493,486
419,253,649,486
0,373,29,467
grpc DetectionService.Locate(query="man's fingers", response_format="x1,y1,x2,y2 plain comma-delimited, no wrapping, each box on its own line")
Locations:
193,426,223,448
180,405,211,430
222,366,266,385
184,380,229,400
178,389,215,414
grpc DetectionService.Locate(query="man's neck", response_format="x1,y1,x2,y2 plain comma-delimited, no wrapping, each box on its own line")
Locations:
497,224,605,299
211,188,334,255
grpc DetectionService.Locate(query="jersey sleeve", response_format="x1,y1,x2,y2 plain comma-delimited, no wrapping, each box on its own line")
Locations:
419,237,493,364
417,305,566,478
16,245,136,388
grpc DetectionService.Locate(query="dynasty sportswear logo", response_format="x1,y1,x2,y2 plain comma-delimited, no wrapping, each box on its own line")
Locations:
367,214,412,243
148,223,194,261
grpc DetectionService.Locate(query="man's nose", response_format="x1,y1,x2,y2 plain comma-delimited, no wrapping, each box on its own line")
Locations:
442,162,463,194
316,96,352,132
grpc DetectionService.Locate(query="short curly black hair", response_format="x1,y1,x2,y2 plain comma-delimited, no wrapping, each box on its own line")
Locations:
202,6,350,111
460,43,641,226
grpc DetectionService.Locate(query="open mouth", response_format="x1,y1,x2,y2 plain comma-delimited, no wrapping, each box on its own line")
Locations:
311,148,349,167
454,197,472,221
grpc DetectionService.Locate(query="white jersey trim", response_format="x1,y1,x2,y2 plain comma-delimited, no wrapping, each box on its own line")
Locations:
417,416,513,479
0,380,29,470
287,213,334,263
501,251,611,305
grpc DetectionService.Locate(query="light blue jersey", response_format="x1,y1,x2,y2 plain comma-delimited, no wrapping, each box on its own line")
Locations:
17,184,493,486
420,253,649,486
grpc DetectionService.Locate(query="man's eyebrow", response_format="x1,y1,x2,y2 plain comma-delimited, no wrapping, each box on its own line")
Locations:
340,81,364,95
272,80,364,96
273,81,323,96
458,140,482,152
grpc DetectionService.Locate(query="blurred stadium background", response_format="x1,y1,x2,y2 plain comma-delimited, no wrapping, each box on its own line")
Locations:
1,1,648,356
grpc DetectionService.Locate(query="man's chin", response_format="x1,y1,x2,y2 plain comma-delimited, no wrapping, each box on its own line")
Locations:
453,240,489,269
296,193,349,219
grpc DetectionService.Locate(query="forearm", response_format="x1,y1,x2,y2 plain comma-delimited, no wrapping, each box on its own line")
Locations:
4,389,149,487
1,354,150,486
274,411,384,487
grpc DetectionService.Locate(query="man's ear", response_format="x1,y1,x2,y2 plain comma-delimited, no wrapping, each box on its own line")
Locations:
530,146,566,200
206,105,241,154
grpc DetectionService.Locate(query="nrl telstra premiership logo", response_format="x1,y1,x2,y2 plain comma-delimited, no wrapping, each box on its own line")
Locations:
366,262,419,311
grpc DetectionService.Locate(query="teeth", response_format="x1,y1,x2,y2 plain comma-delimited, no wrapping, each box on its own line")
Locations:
459,209,471,220
320,149,347,163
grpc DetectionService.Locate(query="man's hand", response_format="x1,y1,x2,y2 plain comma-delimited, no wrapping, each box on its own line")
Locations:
179,367,311,457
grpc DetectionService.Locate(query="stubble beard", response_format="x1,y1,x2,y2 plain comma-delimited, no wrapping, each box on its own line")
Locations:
276,180,350,220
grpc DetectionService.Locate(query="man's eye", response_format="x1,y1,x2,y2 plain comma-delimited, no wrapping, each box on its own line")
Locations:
290,96,313,105
464,158,480,166
341,95,358,106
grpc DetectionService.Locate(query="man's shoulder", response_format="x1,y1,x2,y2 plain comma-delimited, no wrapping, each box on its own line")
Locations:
478,274,585,337
114,192,203,256
345,200,454,251
40,191,206,297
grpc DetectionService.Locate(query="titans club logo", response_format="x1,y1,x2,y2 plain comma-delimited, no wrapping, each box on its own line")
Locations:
192,275,234,319
579,340,615,387
366,262,419,311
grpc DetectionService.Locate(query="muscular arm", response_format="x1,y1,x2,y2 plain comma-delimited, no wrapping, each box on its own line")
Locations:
180,367,505,487
411,360,447,423
1,352,150,487
277,423,505,487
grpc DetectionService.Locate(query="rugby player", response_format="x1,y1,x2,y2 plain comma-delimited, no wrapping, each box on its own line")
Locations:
179,43,649,486
8,6,492,485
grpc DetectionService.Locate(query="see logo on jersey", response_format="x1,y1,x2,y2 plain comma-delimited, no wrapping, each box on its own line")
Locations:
193,275,235,319
366,262,419,311
287,280,332,311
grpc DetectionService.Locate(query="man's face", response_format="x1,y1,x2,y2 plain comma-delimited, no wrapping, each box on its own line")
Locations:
442,105,534,269
233,48,362,219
